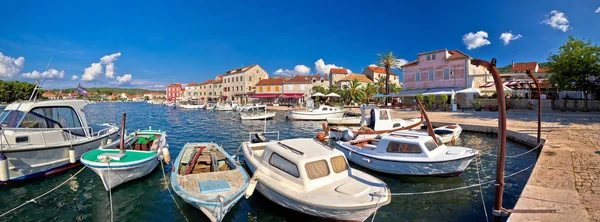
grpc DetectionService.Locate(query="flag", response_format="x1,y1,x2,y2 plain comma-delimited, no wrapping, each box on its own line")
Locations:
77,84,88,96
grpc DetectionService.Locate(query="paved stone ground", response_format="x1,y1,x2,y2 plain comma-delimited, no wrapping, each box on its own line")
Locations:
387,110,600,222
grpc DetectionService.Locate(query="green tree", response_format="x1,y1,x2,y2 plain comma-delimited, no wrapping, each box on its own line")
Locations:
363,83,378,103
374,76,386,94
377,52,403,103
345,79,366,104
390,83,402,94
311,85,328,94
548,36,600,112
427,94,435,108
416,94,424,102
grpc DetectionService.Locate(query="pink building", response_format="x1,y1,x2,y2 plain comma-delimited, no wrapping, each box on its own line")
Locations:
166,83,182,102
399,49,489,105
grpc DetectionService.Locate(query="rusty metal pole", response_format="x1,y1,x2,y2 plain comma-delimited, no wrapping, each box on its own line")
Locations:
472,58,507,222
416,98,440,145
119,113,126,154
526,70,542,144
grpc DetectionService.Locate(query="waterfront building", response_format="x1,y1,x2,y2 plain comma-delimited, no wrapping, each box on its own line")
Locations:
400,49,489,106
184,82,201,100
328,68,350,88
363,65,400,85
494,61,554,99
335,73,373,90
42,91,57,100
222,64,269,104
208,76,224,103
166,83,183,102
252,77,284,104
282,74,329,105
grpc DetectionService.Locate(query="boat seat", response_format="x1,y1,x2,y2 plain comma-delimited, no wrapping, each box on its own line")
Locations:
196,155,211,164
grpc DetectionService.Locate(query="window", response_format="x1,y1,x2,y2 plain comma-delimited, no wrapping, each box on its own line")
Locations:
386,142,422,153
194,92,198,96
269,153,299,177
266,86,271,92
241,76,244,82
424,139,439,151
204,92,206,95
275,86,280,92
379,110,389,120
444,69,450,80
426,55,431,61
256,70,259,73
432,53,436,60
258,86,263,92
320,79,324,83
188,92,191,96
209,92,212,95
416,72,421,82
322,107,328,111
249,76,252,81
209,85,211,88
429,71,434,81
330,156,347,173
312,78,316,83
305,160,330,179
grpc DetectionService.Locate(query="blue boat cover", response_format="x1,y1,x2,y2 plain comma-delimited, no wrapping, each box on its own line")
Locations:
199,179,231,194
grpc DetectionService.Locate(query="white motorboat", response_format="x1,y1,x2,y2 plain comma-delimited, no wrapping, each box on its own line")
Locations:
238,104,264,112
0,100,120,183
171,142,249,222
215,101,238,111
433,124,462,144
328,105,423,140
205,103,216,110
326,116,362,125
242,132,390,221
335,131,477,176
288,105,345,120
81,123,168,190
240,112,276,120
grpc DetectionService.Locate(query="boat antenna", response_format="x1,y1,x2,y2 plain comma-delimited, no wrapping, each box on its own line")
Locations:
29,57,53,102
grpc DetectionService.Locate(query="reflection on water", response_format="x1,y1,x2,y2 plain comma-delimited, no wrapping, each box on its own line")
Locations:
0,102,535,222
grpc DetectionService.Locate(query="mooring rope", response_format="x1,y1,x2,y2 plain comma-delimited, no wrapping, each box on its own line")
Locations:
388,165,533,196
107,162,114,222
481,143,543,158
0,166,87,218
476,154,489,222
160,160,189,222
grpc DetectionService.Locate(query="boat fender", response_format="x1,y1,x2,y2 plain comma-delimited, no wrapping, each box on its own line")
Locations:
451,135,456,146
162,148,171,164
341,129,354,142
107,138,112,145
69,148,76,164
0,153,9,182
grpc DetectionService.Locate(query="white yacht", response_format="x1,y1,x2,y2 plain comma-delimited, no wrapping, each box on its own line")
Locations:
335,132,477,176
215,101,238,111
328,105,423,140
242,133,390,221
239,105,276,120
288,105,345,120
0,100,120,182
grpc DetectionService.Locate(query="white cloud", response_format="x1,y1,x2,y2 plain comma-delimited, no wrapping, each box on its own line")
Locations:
462,31,491,50
72,75,79,80
116,74,132,85
595,7,600,13
543,10,570,32
315,59,345,75
273,64,311,76
395,59,408,67
499,32,523,45
0,52,25,79
81,52,121,81
81,62,103,81
21,68,65,80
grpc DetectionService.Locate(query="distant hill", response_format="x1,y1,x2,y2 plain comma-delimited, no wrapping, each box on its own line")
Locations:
47,87,162,95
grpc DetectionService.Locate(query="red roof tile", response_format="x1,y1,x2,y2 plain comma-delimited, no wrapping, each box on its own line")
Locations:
400,60,418,68
339,74,374,83
199,80,215,85
223,64,258,76
447,50,469,60
167,83,182,88
42,91,56,97
186,82,199,86
537,67,551,73
256,78,284,86
367,66,397,76
284,75,327,84
511,62,538,71
329,68,349,74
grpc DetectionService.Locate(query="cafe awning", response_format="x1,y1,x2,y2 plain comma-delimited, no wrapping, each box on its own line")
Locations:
280,93,304,99
251,93,280,98
392,89,427,97
422,88,458,96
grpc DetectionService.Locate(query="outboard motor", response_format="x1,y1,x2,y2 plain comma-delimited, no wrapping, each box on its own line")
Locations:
251,133,267,143
341,129,355,142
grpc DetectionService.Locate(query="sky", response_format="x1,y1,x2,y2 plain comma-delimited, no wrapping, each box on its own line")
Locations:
0,0,599,90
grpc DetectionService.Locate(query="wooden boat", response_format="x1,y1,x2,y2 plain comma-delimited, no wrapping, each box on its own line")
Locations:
433,124,462,144
335,131,477,176
171,142,249,222
328,105,423,140
0,100,120,183
242,132,390,221
326,116,362,125
81,116,168,190
288,105,345,120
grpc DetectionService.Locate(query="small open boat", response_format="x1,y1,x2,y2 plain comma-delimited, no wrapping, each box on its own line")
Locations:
171,142,249,222
288,105,345,120
433,124,462,144
81,115,168,190
242,132,390,221
239,105,275,120
326,116,362,125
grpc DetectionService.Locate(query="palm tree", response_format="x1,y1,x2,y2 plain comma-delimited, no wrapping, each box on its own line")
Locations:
374,76,386,94
390,83,402,94
378,51,403,103
346,79,366,104
363,83,378,104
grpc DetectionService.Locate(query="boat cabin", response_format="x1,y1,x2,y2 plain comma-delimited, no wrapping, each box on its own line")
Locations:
245,105,266,112
246,138,351,191
346,132,447,160
358,105,419,131
310,105,341,113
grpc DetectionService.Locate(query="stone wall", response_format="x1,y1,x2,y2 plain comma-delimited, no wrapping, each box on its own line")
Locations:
476,99,553,110
552,100,600,111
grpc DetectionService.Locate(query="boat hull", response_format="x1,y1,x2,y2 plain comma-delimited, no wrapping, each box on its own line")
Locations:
83,152,160,190
289,111,345,120
240,112,276,120
244,149,382,222
326,117,361,125
335,143,475,176
2,131,120,182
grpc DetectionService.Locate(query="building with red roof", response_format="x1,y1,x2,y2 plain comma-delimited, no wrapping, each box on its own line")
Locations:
363,65,400,85
328,68,350,88
166,83,182,101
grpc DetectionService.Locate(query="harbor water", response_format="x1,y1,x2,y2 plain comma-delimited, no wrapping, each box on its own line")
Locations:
0,102,536,221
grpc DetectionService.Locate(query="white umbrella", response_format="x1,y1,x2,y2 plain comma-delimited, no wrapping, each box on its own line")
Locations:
325,92,340,97
311,92,325,97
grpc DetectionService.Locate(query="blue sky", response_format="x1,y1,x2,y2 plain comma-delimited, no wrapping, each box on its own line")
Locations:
0,0,599,90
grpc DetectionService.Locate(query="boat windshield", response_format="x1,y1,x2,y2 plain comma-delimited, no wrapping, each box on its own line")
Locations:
0,110,25,128
2,107,86,136
424,139,439,151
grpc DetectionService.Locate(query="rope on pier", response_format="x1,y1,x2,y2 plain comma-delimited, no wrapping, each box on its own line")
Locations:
481,142,543,158
476,154,489,222
160,160,189,222
387,165,533,196
0,166,87,218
